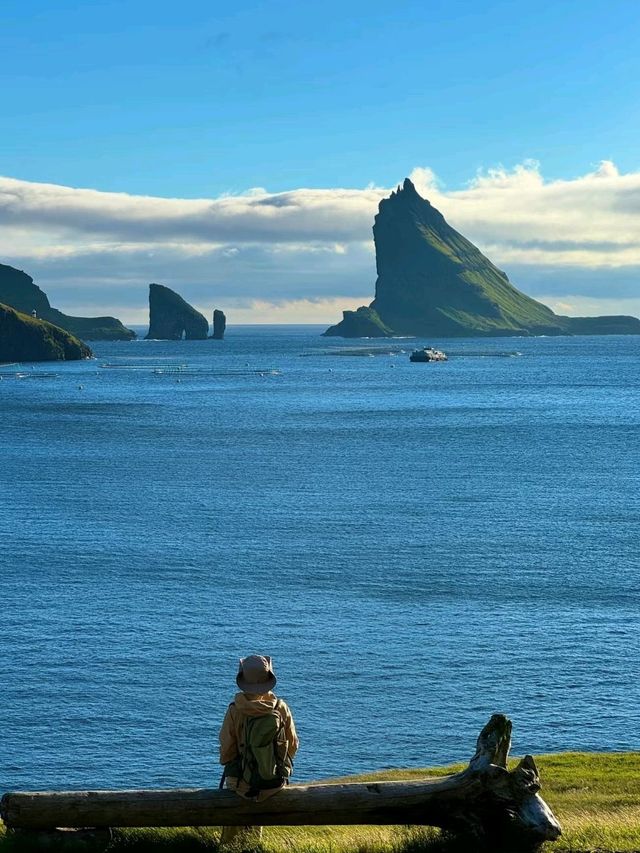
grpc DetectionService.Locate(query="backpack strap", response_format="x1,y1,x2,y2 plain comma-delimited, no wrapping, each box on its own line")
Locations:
220,703,237,790
273,699,286,739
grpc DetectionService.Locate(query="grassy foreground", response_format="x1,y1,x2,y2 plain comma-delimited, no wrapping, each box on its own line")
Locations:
1,753,639,853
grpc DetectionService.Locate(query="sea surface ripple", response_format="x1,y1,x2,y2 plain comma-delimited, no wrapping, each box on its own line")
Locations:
1,327,639,790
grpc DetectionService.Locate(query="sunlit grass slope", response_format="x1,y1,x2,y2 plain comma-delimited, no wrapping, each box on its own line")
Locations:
1,753,639,852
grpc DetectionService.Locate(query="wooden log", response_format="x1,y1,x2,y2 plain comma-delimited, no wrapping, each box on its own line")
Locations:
0,714,562,845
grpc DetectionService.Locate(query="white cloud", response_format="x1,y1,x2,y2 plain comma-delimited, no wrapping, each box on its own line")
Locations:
409,161,640,263
0,176,381,244
541,295,640,319
1,161,640,322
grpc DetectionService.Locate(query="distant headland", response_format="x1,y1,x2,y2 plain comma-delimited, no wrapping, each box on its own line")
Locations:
324,179,640,338
0,265,228,357
0,262,135,341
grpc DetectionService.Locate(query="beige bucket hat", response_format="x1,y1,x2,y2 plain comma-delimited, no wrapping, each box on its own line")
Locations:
236,654,277,694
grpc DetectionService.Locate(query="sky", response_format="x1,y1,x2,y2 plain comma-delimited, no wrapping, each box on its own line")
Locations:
2,0,640,324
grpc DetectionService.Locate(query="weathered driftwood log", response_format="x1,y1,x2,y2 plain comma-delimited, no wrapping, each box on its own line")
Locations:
0,714,561,846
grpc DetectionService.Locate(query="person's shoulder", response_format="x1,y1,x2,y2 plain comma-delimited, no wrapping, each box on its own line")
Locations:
275,696,294,714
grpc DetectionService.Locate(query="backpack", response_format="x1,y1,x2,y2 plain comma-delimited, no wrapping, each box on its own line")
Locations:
223,699,292,799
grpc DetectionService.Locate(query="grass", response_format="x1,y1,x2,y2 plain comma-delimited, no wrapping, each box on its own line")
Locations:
1,752,639,853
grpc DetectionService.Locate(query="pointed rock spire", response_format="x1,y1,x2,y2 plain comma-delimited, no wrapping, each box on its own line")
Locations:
323,180,640,338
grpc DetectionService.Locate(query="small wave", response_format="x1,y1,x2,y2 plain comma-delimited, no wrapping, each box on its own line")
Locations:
2,371,59,379
446,350,523,359
301,345,407,358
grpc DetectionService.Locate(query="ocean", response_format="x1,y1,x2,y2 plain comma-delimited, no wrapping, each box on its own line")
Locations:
1,326,638,792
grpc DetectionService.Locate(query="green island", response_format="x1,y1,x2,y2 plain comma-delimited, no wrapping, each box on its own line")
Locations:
324,180,640,339
2,752,638,853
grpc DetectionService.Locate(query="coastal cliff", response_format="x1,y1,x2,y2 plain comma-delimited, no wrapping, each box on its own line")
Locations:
145,284,209,340
324,179,640,338
0,263,135,341
0,302,93,361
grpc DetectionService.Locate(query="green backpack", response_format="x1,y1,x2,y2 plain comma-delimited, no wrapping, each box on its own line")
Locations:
224,700,292,798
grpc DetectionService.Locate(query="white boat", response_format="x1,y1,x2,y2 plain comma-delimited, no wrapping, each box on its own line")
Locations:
409,347,447,362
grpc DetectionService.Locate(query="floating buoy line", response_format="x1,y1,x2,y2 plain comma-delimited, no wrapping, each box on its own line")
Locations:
0,366,59,379
100,362,280,376
0,361,281,380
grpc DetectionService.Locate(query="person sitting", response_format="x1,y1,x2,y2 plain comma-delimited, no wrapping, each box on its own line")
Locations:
219,655,298,844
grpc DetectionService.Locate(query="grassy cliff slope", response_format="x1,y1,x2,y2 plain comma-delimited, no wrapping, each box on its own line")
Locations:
0,303,93,361
324,180,640,338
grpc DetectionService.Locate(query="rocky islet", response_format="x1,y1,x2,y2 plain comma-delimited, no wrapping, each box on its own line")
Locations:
324,179,640,338
145,283,210,340
211,308,226,340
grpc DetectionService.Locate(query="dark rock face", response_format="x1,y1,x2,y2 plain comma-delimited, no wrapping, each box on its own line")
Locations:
0,263,135,341
211,309,226,340
145,284,209,340
0,302,93,361
323,306,393,337
324,179,640,338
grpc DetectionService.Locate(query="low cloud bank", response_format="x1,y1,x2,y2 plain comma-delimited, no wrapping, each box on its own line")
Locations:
1,160,639,322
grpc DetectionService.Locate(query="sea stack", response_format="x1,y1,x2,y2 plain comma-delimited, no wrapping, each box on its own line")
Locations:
324,179,640,338
0,262,135,341
145,284,209,340
0,302,93,361
211,309,226,340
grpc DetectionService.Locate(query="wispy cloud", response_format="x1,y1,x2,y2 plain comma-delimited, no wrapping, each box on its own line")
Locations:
1,161,639,322
410,160,640,266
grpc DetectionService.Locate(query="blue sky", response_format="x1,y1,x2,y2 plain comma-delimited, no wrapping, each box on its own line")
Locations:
3,0,640,195
2,0,640,322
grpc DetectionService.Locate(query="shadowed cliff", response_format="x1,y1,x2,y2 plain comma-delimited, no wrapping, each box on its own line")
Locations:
0,263,135,341
211,309,226,340
145,284,209,340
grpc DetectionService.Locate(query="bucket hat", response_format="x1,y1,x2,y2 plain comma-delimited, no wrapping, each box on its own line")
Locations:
236,654,277,694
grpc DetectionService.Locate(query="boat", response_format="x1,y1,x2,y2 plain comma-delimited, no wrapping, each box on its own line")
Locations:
409,346,447,362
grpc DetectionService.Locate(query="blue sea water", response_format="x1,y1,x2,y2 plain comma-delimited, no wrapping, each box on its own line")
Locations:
1,326,639,793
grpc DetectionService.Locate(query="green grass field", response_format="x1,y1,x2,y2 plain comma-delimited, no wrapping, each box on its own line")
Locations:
2,753,639,853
